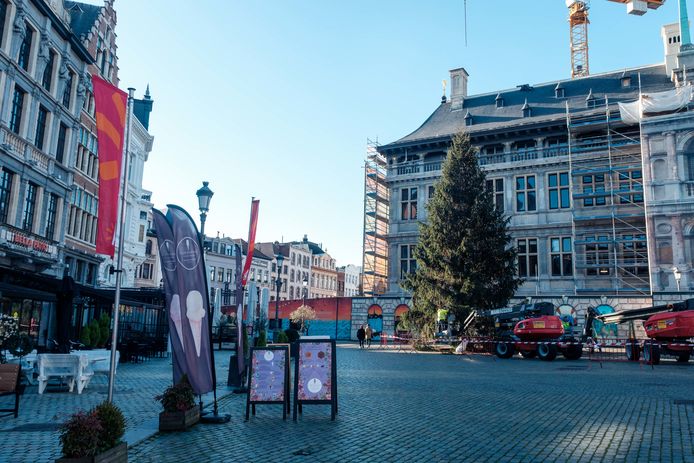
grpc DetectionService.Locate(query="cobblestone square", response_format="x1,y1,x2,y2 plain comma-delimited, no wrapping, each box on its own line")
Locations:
1,345,693,463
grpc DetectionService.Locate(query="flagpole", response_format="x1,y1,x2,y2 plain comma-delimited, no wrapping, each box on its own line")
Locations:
107,87,135,403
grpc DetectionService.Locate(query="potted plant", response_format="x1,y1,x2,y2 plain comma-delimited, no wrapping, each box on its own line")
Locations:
98,314,111,348
156,374,199,431
57,401,127,462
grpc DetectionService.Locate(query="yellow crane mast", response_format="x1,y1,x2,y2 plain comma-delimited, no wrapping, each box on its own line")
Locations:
567,0,666,79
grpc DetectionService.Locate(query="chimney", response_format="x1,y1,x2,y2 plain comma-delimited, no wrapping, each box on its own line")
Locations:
449,67,469,111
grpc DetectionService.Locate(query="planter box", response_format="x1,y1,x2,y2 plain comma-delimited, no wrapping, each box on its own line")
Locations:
158,407,200,431
56,442,127,463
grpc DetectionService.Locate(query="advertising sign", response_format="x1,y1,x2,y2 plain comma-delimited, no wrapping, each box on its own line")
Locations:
246,345,290,420
293,339,337,421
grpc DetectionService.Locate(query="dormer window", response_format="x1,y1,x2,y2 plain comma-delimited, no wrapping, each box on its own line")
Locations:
585,89,597,108
464,111,473,126
495,93,504,108
555,83,565,98
521,99,531,118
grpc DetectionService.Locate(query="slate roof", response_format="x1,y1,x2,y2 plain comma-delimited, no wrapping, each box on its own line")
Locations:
382,64,675,151
64,1,101,40
233,239,272,260
288,238,325,256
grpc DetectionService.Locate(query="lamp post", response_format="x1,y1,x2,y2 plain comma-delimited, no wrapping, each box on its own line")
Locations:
274,253,284,335
194,182,229,423
673,266,682,292
302,275,308,306
196,181,214,237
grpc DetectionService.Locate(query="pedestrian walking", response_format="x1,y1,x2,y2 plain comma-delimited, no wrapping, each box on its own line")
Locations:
365,324,373,348
357,325,366,348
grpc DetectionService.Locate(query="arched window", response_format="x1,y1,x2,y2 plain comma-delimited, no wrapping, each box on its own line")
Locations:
145,239,152,255
685,145,694,180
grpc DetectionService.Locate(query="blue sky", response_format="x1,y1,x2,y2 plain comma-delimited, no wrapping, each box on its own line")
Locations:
105,0,683,266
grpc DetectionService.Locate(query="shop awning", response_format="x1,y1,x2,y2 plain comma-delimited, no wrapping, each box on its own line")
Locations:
0,282,57,302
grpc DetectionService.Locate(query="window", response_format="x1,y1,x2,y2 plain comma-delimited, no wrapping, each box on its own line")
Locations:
515,175,536,212
548,172,570,209
517,238,538,277
486,178,504,211
289,287,294,299
428,185,435,199
217,269,224,282
250,268,256,281
226,269,232,283
17,24,32,71
210,266,216,281
555,87,565,98
141,263,152,280
55,123,68,163
621,234,648,276
290,269,294,282
45,194,58,240
0,169,13,223
62,71,73,108
617,170,643,204
0,1,8,49
145,239,152,255
22,183,37,232
138,224,145,242
9,86,25,134
582,174,607,207
550,237,572,276
586,235,610,276
35,106,48,150
401,187,417,220
495,94,504,108
42,51,55,91
400,244,417,280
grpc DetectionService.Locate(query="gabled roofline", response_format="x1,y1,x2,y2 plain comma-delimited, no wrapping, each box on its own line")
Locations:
30,0,94,64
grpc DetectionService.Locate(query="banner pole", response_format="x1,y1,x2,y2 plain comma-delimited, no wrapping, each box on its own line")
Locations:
107,87,135,403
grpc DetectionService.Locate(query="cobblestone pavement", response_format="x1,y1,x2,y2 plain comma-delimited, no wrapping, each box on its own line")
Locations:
123,345,694,463
0,352,234,463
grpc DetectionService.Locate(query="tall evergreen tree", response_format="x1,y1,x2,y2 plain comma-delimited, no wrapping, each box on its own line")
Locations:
403,131,520,326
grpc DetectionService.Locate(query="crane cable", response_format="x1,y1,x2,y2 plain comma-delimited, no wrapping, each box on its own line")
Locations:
464,0,468,46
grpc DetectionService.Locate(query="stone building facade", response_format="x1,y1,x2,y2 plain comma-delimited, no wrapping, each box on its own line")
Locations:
374,22,694,336
0,0,95,345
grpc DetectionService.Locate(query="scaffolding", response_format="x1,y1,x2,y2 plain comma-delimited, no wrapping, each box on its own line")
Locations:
567,98,651,295
362,138,389,297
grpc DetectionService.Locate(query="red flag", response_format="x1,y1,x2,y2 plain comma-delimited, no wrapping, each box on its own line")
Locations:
92,76,127,257
241,199,260,286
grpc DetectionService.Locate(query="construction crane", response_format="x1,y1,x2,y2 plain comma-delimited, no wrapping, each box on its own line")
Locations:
567,0,667,78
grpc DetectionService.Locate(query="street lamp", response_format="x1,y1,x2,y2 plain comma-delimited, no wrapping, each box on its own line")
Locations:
673,266,682,292
194,181,229,424
302,275,308,306
274,253,285,335
196,181,214,237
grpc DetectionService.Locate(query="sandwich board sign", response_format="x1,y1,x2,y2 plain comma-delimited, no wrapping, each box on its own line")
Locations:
293,338,337,421
246,345,290,420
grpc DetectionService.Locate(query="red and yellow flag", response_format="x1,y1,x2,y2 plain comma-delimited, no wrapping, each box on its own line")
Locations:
92,76,127,257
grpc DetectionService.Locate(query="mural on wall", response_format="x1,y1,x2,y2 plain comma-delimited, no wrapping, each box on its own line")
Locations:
556,304,578,336
591,304,619,338
394,305,409,333
367,305,383,339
